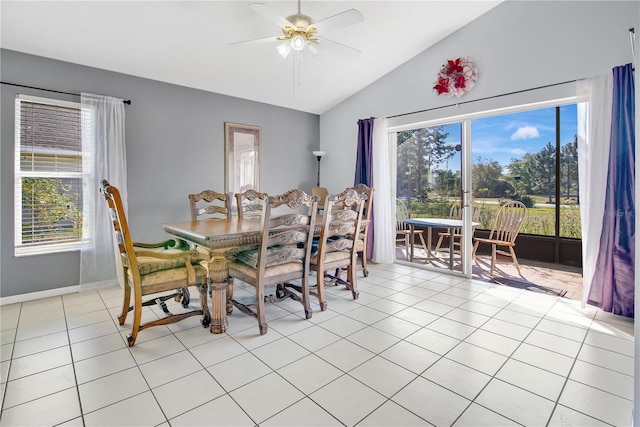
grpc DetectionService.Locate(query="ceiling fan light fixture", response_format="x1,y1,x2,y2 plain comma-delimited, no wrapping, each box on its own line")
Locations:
290,34,307,51
307,41,320,56
277,41,292,58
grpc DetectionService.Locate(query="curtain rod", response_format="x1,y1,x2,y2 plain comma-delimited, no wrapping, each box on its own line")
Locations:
0,81,131,105
630,27,636,67
387,79,576,119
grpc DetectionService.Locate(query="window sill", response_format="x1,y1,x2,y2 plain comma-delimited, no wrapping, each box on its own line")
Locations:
15,242,81,257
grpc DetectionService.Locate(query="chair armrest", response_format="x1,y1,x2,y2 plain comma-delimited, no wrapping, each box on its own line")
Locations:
132,238,190,251
134,249,201,262
134,249,203,286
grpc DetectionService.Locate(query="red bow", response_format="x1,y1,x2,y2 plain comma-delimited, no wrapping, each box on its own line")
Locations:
446,58,463,75
433,77,450,94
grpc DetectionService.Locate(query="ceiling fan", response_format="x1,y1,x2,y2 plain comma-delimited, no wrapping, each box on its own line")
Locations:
231,1,364,59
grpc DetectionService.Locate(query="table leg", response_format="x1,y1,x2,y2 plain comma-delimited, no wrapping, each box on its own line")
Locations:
207,255,229,334
410,225,415,262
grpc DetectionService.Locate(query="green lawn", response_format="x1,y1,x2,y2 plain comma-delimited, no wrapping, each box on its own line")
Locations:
404,199,582,238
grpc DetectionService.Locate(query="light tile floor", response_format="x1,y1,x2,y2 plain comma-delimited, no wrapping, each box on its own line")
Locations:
0,263,634,426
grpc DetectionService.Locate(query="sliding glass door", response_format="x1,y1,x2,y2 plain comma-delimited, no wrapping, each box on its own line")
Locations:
394,121,474,276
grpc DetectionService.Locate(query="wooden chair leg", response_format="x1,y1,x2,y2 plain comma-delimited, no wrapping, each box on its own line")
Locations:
404,234,410,257
118,281,131,325
472,240,479,259
315,266,327,311
256,284,268,335
128,292,143,347
434,234,445,254
418,232,429,255
359,251,369,277
490,244,497,276
509,246,522,275
349,264,359,300
226,277,234,315
199,284,211,328
301,276,313,319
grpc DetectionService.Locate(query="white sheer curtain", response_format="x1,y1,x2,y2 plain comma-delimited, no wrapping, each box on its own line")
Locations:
80,93,127,291
576,74,612,307
371,118,395,263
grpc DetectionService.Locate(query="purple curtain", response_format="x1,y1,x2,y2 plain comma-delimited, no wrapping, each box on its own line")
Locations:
588,63,635,317
356,118,374,259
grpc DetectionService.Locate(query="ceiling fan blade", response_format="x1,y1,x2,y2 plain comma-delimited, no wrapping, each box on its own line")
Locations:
312,9,363,33
248,3,294,29
229,35,279,47
316,36,361,58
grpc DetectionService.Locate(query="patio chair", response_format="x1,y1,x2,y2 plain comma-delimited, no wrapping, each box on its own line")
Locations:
227,189,318,334
434,202,481,255
101,180,209,346
396,199,428,258
472,200,527,276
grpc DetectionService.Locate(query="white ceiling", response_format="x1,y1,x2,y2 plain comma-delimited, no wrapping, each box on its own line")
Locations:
1,1,502,114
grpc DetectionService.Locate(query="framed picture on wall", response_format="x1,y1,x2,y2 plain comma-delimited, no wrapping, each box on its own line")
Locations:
224,122,261,204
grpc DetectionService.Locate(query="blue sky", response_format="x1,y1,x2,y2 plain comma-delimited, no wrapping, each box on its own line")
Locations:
440,103,578,172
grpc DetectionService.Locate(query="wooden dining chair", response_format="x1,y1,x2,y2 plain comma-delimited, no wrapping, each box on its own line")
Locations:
188,189,231,221
235,189,268,218
309,188,365,310
311,187,329,210
227,189,318,335
434,202,481,254
351,184,373,277
472,200,527,276
100,180,209,346
396,198,428,258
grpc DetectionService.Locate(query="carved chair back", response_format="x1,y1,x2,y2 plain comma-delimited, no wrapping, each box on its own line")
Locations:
227,189,318,334
235,189,268,218
101,179,207,346
311,187,329,209
189,189,231,221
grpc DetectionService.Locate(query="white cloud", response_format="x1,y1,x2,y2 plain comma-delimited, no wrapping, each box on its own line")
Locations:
510,126,539,140
507,148,528,156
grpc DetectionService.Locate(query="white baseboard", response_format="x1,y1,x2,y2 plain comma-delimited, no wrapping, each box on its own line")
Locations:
0,285,81,306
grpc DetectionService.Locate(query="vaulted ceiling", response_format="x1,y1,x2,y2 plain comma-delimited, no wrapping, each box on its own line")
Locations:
1,1,502,114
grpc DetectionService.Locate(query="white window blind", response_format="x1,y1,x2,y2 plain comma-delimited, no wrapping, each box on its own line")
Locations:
15,95,83,256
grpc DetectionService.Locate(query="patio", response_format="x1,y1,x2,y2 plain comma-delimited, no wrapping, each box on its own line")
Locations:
395,247,584,301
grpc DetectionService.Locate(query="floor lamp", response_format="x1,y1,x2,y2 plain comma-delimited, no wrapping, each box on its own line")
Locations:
312,150,326,186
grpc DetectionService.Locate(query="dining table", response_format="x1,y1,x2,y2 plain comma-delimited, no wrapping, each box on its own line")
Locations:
163,217,263,334
163,216,362,334
403,217,481,269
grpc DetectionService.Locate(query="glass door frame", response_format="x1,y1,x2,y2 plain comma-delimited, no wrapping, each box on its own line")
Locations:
389,117,474,279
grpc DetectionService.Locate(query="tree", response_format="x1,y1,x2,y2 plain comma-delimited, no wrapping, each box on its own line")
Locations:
530,142,556,203
21,178,81,243
561,135,578,200
507,156,535,195
397,126,455,201
472,157,507,197
434,169,460,198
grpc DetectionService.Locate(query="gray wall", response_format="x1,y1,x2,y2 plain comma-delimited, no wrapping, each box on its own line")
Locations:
1,49,319,298
319,1,639,193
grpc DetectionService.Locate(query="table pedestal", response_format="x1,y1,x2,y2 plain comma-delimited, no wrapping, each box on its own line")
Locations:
208,255,229,334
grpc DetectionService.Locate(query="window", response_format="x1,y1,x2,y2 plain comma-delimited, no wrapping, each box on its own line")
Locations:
14,95,83,256
396,122,462,217
470,104,579,238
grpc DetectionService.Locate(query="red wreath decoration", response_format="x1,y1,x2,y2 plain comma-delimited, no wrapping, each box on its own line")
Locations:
433,57,478,97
